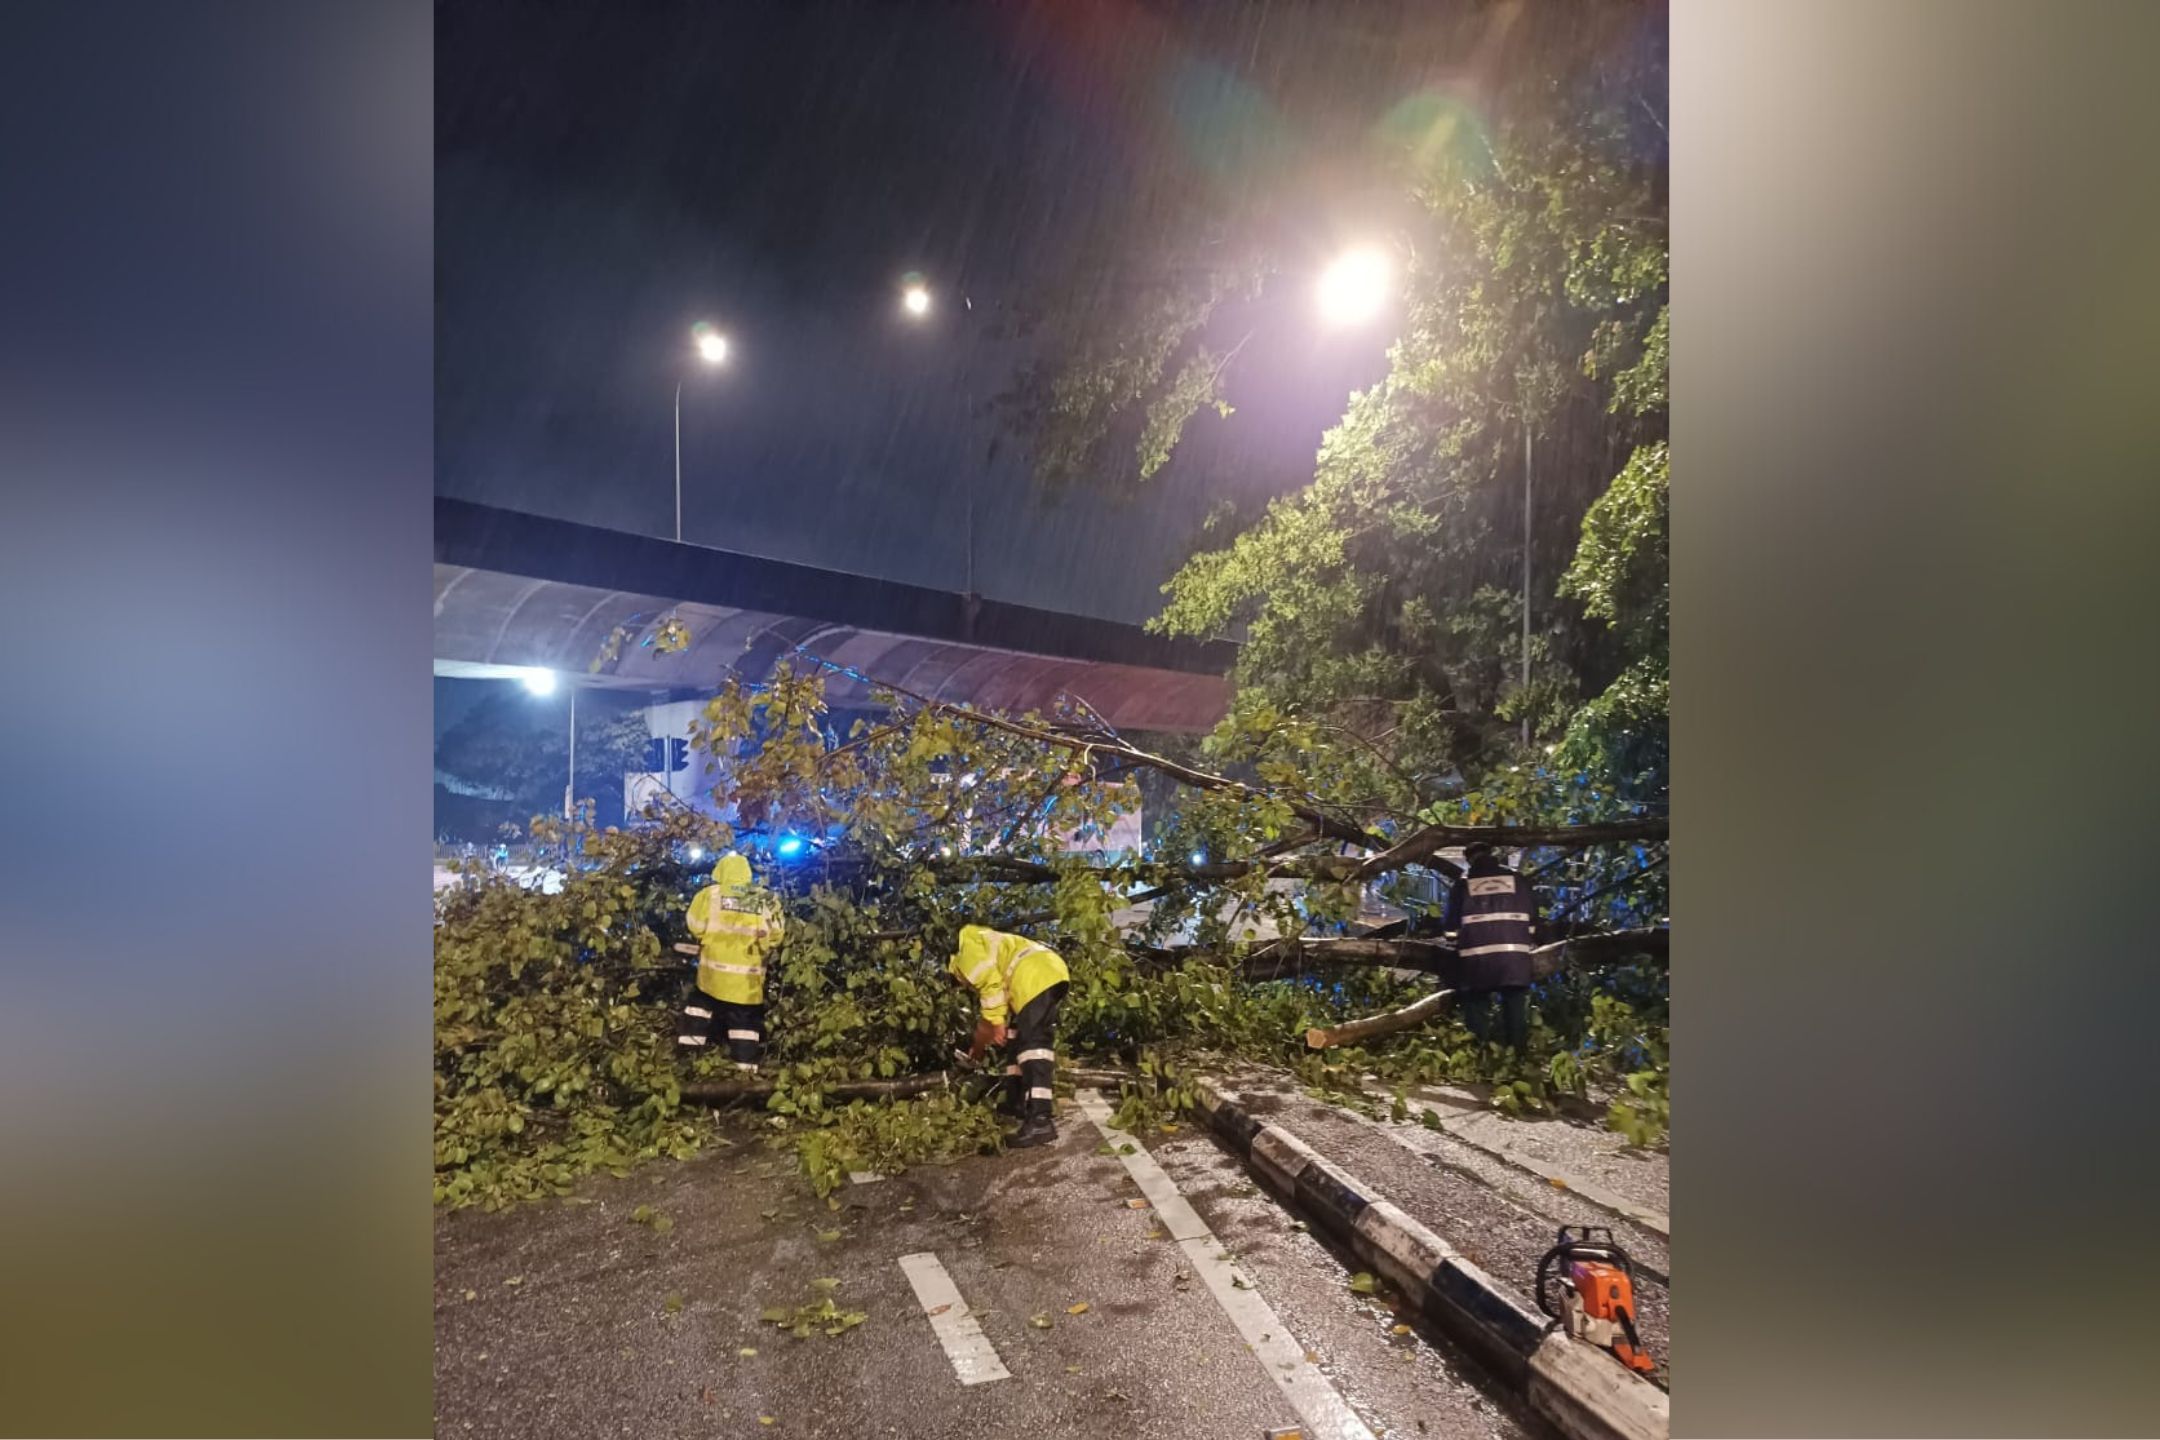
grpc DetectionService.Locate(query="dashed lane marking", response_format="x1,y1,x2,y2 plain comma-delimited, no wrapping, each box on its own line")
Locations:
897,1251,1010,1386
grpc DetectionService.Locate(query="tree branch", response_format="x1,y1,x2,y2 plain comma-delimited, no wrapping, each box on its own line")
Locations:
1305,987,1456,1049
1298,928,1669,1050
793,650,1390,852
1347,817,1668,883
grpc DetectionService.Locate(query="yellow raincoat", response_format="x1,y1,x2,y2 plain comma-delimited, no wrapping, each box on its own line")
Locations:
948,924,1068,1027
687,853,782,1006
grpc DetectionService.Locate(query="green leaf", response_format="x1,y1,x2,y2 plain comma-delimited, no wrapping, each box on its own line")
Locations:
1348,1273,1377,1295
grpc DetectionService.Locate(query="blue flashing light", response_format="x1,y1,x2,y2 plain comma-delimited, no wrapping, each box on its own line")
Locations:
1190,850,1206,867
776,835,806,859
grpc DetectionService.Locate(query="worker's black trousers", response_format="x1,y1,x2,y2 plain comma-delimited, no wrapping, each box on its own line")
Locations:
1460,986,1530,1050
677,983,764,1070
1000,981,1069,1123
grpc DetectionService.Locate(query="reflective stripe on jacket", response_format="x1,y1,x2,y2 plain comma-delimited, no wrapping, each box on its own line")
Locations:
689,884,782,1005
949,925,1069,1027
1450,859,1536,989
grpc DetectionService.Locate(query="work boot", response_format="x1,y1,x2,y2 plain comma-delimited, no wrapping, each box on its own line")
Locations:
1006,1115,1058,1150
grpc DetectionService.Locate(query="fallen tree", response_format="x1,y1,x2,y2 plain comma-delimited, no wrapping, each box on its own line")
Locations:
436,664,1670,1211
1300,930,1669,1049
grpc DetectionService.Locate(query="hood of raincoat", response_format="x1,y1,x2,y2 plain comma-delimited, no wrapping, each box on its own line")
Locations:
712,852,754,893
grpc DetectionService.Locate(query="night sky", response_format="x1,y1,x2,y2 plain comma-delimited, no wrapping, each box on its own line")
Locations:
435,0,1432,625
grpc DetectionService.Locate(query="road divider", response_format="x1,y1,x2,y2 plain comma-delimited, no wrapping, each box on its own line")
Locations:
1189,1078,1668,1440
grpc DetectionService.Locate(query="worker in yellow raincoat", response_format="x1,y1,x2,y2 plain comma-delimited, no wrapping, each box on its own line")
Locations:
677,852,784,1072
949,924,1071,1149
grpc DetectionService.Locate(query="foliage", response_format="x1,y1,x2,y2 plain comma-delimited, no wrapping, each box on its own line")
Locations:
432,811,725,1209
1011,269,1260,498
788,1092,1011,1199
758,1278,867,1339
437,653,1667,1212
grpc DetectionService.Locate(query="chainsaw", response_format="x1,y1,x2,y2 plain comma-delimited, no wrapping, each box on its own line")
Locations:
1534,1225,1657,1376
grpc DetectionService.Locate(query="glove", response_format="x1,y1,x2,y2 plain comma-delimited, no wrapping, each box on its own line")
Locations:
965,1017,1007,1061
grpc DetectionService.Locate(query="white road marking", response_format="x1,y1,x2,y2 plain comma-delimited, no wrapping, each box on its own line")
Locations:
897,1252,1010,1386
1076,1090,1378,1440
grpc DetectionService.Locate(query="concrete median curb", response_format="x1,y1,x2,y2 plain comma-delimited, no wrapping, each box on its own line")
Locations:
1191,1077,1669,1440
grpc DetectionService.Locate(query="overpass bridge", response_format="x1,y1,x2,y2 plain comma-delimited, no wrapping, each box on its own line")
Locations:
433,499,1235,734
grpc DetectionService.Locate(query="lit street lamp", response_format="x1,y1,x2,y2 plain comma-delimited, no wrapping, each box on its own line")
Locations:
516,668,579,823
897,271,984,603
675,322,730,543
1316,245,1391,327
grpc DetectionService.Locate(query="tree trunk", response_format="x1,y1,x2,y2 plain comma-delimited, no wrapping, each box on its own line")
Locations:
679,1072,957,1104
1230,926,1666,977
678,1063,1139,1105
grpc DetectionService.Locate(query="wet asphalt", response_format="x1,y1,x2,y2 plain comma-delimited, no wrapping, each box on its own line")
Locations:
435,1097,1558,1439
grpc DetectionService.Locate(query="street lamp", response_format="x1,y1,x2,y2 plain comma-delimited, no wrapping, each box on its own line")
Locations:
1316,245,1391,327
675,322,730,543
897,271,983,601
514,669,578,824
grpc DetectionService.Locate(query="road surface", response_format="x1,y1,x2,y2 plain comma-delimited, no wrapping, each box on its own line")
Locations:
435,1090,1553,1439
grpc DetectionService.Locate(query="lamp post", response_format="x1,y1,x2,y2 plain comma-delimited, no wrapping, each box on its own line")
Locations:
1522,425,1533,748
675,324,730,543
516,668,577,820
897,274,981,606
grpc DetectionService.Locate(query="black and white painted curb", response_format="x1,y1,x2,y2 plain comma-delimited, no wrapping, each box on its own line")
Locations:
1191,1077,1669,1440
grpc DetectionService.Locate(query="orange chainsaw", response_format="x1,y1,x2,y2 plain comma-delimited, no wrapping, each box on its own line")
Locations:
1535,1225,1657,1376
